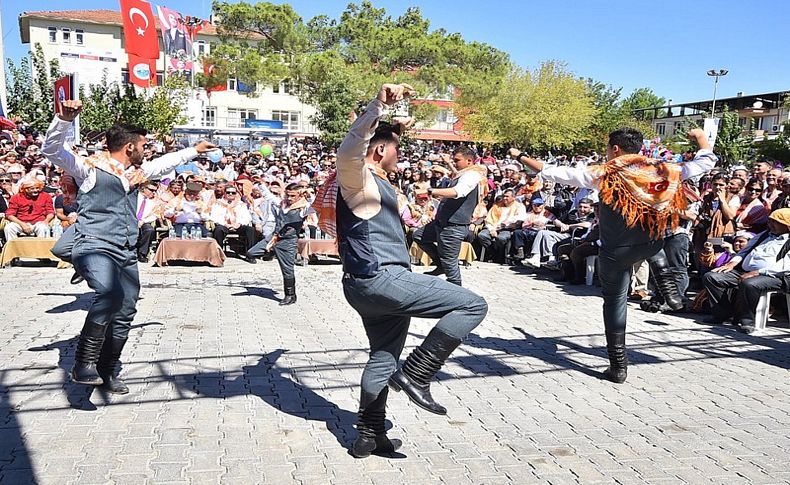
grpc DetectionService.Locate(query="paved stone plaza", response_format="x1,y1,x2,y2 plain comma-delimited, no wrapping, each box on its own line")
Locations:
2,258,790,484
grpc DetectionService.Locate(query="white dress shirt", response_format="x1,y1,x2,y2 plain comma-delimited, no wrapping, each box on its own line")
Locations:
733,231,790,276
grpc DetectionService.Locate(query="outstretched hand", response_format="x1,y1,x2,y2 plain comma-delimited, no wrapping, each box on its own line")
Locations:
508,148,523,159
195,141,219,153
377,84,416,106
58,100,83,122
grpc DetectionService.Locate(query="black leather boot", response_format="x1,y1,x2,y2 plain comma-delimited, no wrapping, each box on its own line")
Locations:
388,327,461,415
279,279,297,306
97,337,129,394
71,322,106,385
351,387,402,458
603,332,628,384
649,254,684,311
424,266,445,276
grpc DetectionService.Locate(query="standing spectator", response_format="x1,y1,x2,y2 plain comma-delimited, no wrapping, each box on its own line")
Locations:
4,177,54,241
763,169,782,206
135,182,162,263
772,175,790,211
735,180,770,234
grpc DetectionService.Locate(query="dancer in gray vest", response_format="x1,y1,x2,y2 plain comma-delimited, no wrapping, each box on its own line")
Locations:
334,84,488,458
415,147,486,285
42,100,216,394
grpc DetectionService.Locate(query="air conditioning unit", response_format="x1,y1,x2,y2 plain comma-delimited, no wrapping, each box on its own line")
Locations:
770,124,785,133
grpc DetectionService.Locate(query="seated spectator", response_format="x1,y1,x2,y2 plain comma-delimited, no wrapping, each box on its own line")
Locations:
703,209,790,334
3,177,54,241
164,182,208,237
556,219,600,284
209,185,256,262
477,189,526,262
698,232,752,272
510,197,554,260
523,198,594,267
136,181,162,263
159,179,184,203
53,184,79,239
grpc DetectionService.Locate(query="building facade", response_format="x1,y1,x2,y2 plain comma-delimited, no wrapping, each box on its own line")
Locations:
18,9,319,134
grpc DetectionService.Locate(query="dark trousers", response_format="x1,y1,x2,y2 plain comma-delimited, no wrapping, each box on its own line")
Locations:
663,233,690,295
136,223,155,259
274,236,298,284
343,265,488,397
213,224,256,252
703,269,782,326
568,242,599,283
476,228,512,262
510,228,538,254
414,220,467,285
72,237,140,341
598,241,665,334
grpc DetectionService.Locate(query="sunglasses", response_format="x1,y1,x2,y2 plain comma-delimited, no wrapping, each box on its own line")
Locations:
0,179,11,183
747,188,763,193
225,191,237,195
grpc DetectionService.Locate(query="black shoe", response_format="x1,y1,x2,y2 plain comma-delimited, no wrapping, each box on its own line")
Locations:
97,337,129,394
737,323,756,334
424,267,444,276
137,256,149,264
246,255,257,264
602,332,627,384
515,247,525,260
70,323,106,385
279,283,297,306
351,388,402,458
388,328,461,415
703,316,728,325
70,272,85,285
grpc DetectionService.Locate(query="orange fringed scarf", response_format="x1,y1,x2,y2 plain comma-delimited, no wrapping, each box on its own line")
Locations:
589,154,686,239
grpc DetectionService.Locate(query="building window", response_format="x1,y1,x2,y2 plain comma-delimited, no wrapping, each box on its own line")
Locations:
271,110,300,131
48,27,57,44
227,108,257,128
227,77,237,91
202,107,216,127
62,28,71,44
196,40,207,56
75,29,84,45
273,79,297,95
655,123,666,136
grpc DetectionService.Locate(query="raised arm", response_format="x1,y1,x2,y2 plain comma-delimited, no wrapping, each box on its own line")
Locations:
141,142,216,180
508,148,598,189
681,128,718,180
41,100,90,181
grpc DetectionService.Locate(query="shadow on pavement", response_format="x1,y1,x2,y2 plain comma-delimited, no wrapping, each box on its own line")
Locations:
38,292,93,314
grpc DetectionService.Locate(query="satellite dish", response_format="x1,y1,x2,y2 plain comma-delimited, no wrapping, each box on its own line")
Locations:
753,101,764,109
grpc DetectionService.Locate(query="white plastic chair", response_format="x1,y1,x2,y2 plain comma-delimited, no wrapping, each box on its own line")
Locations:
754,291,790,333
585,255,597,286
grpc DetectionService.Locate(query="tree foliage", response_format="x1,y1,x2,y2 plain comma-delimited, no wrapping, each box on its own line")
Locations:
209,1,510,145
714,107,754,167
462,62,596,151
5,43,61,131
621,87,666,121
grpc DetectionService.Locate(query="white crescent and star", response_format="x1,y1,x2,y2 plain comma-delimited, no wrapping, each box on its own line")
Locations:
128,7,149,37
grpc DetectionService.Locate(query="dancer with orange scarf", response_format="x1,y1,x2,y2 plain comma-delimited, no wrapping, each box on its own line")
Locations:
415,148,489,285
324,84,487,458
511,128,717,383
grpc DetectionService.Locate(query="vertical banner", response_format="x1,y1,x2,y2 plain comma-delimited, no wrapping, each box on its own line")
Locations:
157,5,193,73
127,54,158,87
703,118,720,149
119,0,160,60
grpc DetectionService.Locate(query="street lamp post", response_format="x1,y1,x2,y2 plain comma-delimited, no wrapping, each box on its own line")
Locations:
706,69,729,116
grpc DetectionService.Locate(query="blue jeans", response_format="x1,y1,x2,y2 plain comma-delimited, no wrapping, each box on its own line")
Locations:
343,265,488,397
72,237,140,340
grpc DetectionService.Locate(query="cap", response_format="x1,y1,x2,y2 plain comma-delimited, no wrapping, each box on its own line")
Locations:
185,182,203,193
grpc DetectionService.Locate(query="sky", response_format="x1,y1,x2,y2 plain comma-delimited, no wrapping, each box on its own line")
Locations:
2,0,788,105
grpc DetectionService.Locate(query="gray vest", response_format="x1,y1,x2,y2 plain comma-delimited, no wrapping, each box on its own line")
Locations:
75,169,139,248
275,206,305,240
336,174,410,275
436,177,478,226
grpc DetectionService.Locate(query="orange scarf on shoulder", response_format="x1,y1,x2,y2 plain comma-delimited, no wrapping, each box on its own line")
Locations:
589,154,686,238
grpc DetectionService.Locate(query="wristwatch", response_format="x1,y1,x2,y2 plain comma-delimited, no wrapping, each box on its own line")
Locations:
427,187,434,196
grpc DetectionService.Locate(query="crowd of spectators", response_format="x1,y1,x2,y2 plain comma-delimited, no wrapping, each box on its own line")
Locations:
2,116,789,333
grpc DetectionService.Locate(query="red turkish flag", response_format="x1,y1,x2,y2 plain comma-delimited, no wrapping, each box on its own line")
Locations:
120,0,160,59
128,54,157,88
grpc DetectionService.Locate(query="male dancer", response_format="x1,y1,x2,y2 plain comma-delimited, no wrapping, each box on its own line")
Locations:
511,128,716,383
42,100,216,393
327,84,488,458
415,147,488,285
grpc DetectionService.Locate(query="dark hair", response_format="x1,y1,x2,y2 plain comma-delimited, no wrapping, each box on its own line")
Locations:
285,183,301,192
578,198,594,206
503,189,515,196
105,124,147,152
730,176,746,187
712,173,729,183
367,122,401,154
608,128,643,155
453,146,477,160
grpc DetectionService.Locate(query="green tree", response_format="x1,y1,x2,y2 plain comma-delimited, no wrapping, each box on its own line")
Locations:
209,1,510,145
462,61,596,152
621,87,666,121
5,43,61,131
714,107,753,167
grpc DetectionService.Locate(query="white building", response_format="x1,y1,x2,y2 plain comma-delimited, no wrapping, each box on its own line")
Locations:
18,9,319,134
